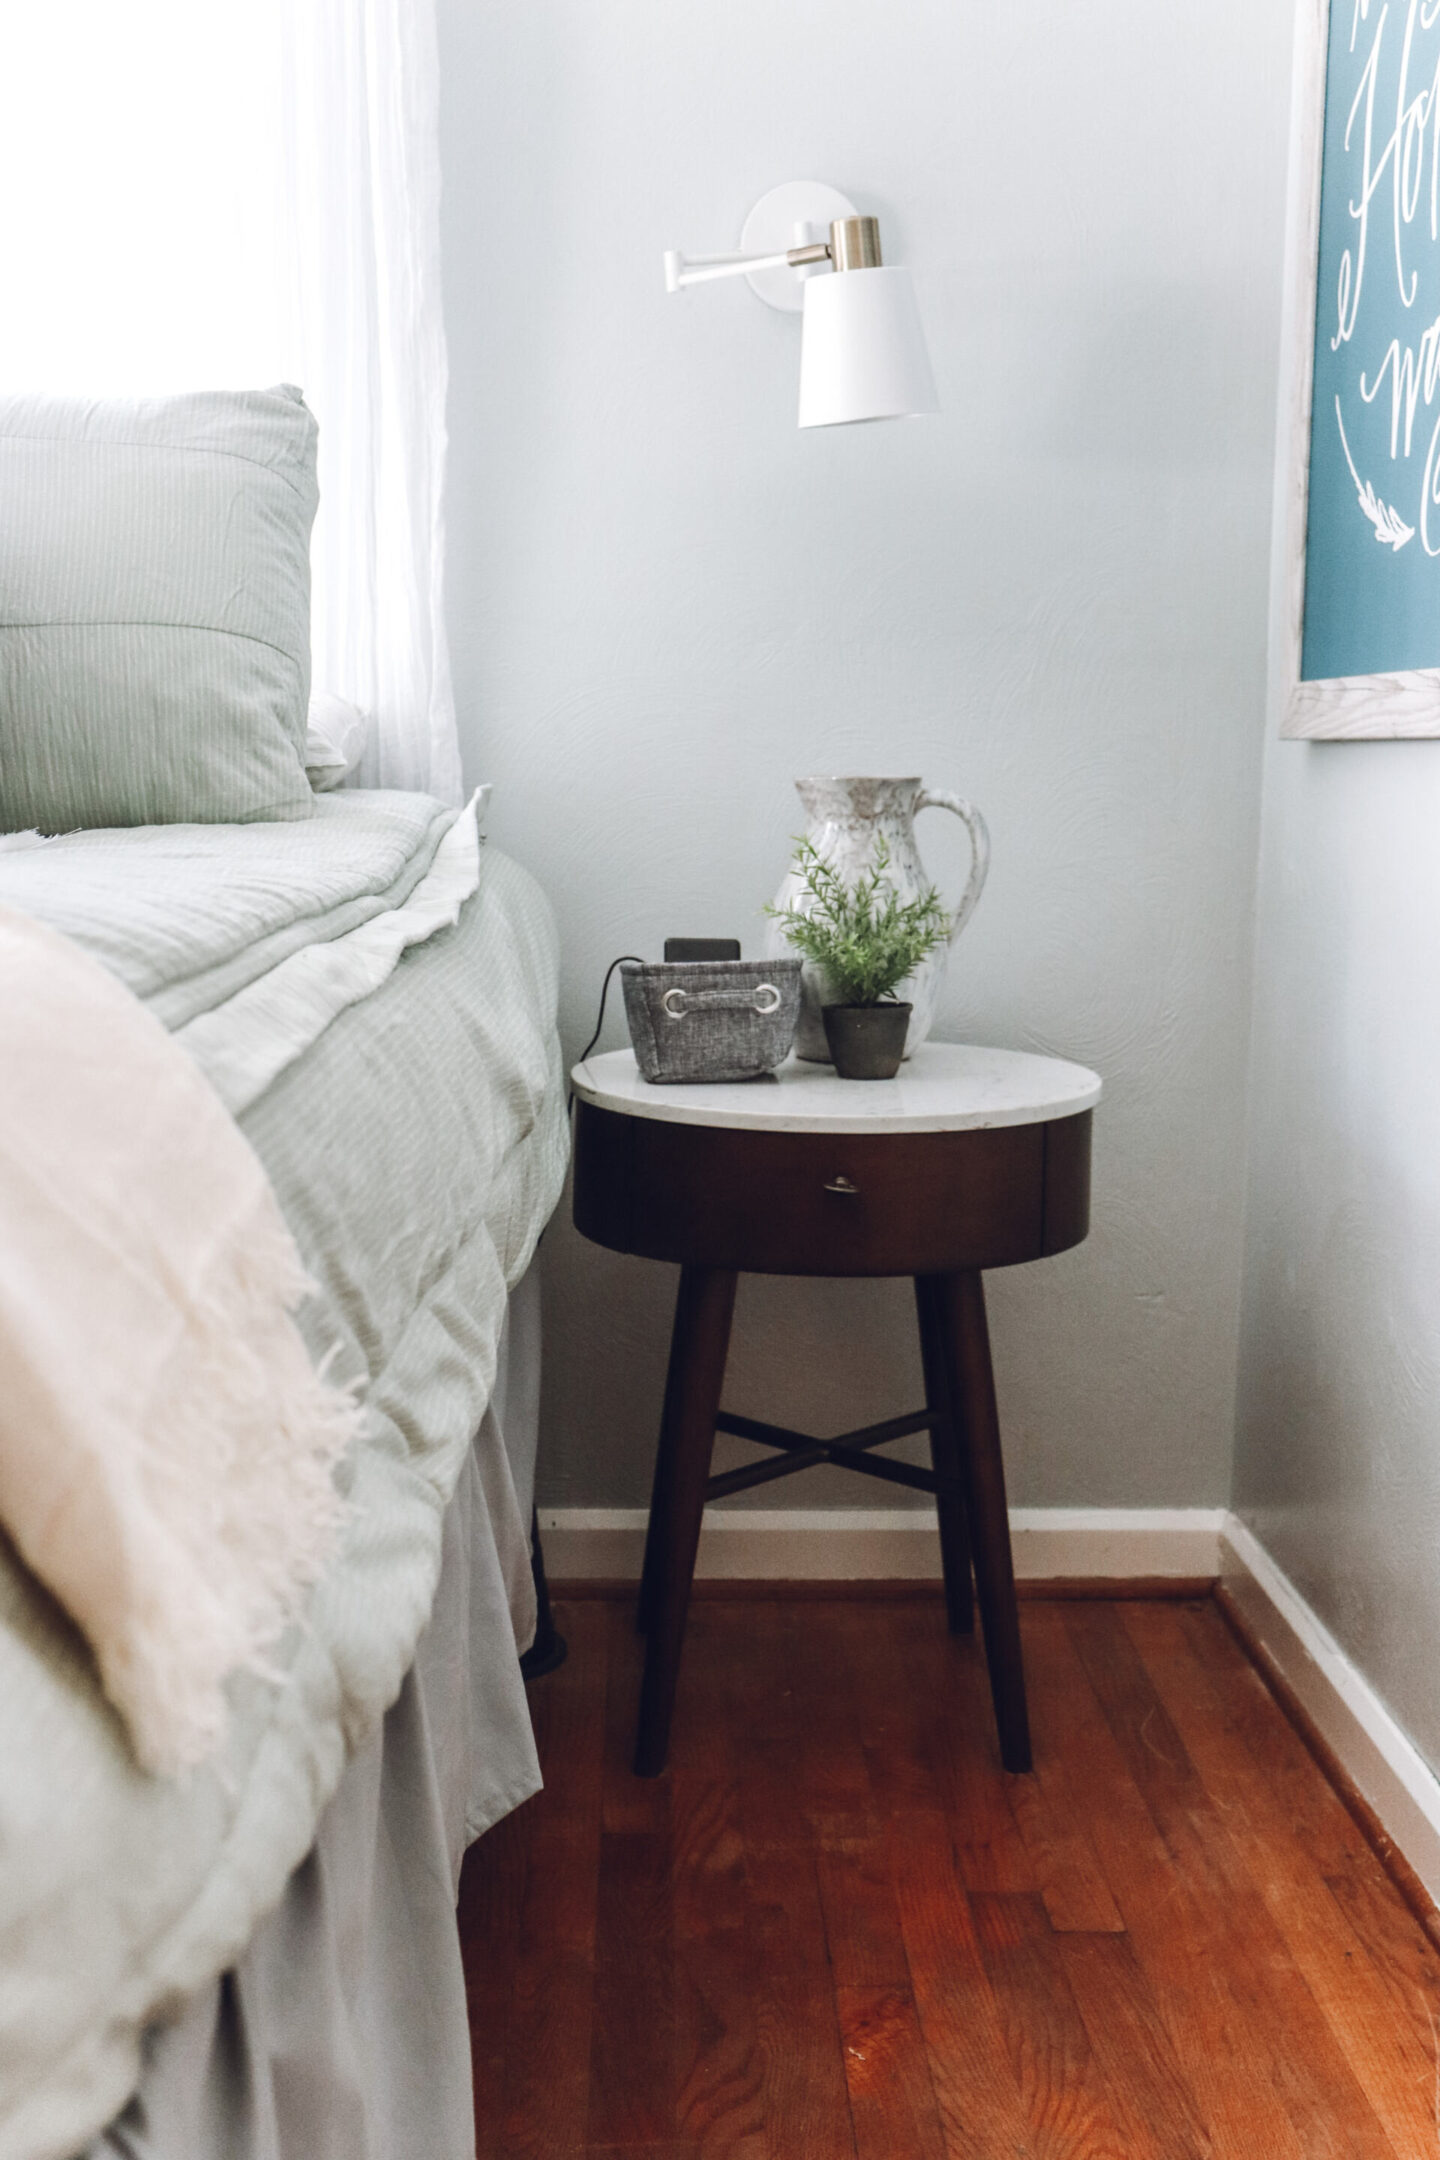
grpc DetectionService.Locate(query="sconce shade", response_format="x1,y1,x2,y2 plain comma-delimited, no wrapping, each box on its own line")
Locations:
797,265,938,428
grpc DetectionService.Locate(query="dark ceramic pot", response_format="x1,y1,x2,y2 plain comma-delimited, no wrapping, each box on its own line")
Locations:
821,1001,912,1080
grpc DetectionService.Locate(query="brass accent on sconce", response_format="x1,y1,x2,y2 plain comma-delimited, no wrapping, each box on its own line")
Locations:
829,216,882,273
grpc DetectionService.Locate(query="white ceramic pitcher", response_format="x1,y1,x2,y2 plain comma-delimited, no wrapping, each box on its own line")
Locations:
765,776,990,1062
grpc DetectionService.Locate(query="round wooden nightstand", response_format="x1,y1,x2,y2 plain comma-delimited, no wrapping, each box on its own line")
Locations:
571,1042,1101,1777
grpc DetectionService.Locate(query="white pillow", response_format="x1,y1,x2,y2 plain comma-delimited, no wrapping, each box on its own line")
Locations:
0,386,318,830
305,691,370,791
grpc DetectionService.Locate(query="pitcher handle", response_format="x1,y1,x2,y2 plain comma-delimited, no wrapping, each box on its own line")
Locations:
915,790,990,944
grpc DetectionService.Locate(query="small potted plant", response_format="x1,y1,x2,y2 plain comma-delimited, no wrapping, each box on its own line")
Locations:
767,836,950,1078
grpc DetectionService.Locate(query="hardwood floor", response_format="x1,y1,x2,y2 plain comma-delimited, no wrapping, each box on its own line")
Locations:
459,1594,1440,2159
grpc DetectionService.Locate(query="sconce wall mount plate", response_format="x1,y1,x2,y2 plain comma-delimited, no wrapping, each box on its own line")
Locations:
738,181,858,311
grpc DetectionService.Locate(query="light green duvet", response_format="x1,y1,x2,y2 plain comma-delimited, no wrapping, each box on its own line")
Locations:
0,795,568,2160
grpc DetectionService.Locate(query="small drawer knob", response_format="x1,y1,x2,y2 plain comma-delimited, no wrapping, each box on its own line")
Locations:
824,1175,859,1195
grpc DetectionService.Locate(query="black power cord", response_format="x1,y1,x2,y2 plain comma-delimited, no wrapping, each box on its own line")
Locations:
577,954,643,1068
568,954,643,1119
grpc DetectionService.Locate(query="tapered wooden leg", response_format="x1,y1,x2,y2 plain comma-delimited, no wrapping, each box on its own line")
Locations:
636,1495,663,1635
634,1265,738,1776
914,1275,975,1636
636,1367,679,1637
934,1270,1031,1772
636,1261,726,1637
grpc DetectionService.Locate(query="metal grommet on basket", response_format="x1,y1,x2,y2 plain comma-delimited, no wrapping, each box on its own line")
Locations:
752,983,781,1014
661,987,688,1019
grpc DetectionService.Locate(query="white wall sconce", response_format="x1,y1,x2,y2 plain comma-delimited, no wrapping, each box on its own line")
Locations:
663,181,939,430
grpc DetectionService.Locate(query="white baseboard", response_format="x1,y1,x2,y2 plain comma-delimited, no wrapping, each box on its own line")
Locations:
538,1500,1440,1912
537,1504,1226,1583
1220,1518,1440,1911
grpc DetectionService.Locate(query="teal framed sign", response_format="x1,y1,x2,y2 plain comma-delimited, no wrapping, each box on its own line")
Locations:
1278,0,1440,736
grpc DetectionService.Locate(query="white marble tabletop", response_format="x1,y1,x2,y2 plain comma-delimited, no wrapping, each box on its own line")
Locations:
571,1042,1102,1135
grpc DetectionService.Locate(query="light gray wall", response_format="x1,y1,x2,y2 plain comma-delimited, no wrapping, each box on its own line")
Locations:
1235,740,1440,1766
437,0,1294,1510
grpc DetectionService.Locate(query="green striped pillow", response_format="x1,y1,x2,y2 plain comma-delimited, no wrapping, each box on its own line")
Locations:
0,387,318,832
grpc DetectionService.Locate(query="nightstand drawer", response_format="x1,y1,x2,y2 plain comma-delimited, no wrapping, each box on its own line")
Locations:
573,1100,1090,1276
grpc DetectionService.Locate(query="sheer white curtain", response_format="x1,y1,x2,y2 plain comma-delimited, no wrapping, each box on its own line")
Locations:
0,0,460,801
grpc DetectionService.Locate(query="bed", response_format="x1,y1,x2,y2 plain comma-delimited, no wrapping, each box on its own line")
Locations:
0,791,569,2160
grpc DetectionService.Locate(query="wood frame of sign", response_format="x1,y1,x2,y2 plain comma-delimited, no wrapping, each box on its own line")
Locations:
1276,0,1440,739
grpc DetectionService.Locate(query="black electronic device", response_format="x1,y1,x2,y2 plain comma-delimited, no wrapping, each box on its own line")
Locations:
663,937,741,963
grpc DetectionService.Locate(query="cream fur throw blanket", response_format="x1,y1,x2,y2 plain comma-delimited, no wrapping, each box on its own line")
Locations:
0,905,360,1775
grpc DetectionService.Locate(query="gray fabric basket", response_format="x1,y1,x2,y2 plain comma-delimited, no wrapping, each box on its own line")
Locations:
621,958,801,1083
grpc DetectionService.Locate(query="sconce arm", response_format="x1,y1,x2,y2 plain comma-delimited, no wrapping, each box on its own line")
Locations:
663,242,831,294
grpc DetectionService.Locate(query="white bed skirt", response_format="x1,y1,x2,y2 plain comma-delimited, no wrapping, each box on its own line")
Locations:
86,1270,545,2160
